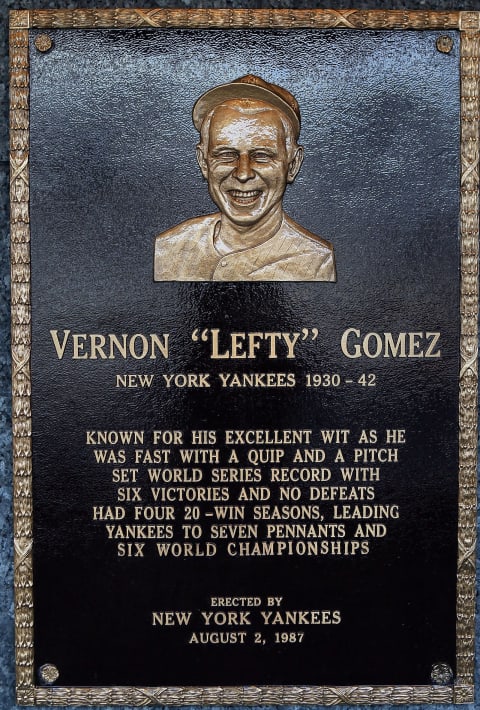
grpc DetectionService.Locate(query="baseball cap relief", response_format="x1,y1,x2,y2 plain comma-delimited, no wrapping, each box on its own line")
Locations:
192,74,301,140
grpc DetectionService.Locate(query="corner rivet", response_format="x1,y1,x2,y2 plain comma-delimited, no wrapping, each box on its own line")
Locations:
436,36,453,54
34,34,53,53
431,662,453,685
38,663,59,685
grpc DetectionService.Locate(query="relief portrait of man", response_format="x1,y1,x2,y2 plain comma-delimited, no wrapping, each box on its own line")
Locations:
154,74,336,282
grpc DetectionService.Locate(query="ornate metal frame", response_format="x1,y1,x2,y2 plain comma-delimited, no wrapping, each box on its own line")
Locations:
9,8,478,706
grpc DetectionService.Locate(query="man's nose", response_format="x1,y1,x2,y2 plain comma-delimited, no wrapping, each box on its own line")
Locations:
233,153,255,182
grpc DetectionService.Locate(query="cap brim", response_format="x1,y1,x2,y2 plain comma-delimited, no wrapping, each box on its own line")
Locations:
192,82,300,138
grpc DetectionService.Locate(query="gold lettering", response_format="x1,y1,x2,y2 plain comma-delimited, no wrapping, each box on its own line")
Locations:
49,329,71,358
49,330,169,359
341,329,442,359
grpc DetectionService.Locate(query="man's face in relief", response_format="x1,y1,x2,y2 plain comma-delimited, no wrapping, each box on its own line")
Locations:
196,99,303,228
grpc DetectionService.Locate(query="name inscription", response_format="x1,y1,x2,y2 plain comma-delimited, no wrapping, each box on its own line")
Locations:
49,327,441,361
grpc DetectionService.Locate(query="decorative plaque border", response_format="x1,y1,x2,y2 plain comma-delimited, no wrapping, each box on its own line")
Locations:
9,8,478,706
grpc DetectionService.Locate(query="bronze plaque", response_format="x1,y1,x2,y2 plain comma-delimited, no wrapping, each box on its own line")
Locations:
10,8,478,706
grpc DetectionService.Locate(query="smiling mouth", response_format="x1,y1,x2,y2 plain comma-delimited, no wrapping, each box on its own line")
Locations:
228,189,262,205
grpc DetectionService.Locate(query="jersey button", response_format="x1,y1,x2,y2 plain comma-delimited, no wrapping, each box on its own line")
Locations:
221,260,228,267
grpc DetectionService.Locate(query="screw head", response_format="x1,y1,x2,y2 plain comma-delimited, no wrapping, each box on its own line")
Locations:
38,663,59,685
436,36,454,54
431,662,453,685
34,34,53,53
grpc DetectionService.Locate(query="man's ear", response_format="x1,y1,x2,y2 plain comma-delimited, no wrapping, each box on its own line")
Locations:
287,146,304,184
196,145,208,180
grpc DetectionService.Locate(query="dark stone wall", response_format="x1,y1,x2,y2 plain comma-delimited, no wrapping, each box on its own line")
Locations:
1,2,478,709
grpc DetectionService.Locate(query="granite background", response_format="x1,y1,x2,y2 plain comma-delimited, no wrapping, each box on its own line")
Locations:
0,1,478,709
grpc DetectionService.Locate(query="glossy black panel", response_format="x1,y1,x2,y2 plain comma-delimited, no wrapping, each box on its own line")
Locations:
29,28,459,687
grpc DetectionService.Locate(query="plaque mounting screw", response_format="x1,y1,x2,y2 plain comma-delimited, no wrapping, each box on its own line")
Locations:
38,663,59,685
431,662,453,685
34,34,53,53
436,36,453,54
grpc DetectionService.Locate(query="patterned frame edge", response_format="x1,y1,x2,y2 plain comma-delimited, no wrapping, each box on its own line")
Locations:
9,8,478,706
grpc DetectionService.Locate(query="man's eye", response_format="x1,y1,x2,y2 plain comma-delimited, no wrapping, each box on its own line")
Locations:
216,151,237,161
252,152,272,162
